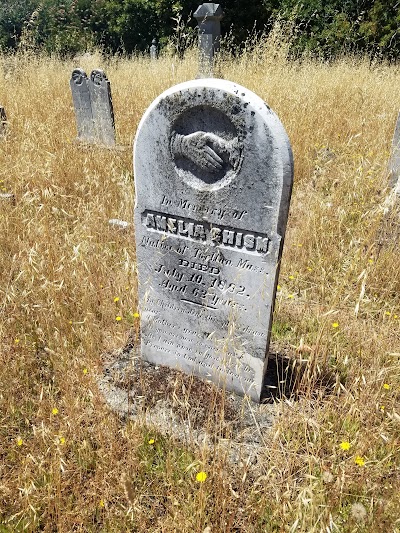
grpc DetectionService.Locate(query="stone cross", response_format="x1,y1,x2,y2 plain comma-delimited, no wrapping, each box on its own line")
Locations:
70,68,116,146
0,106,7,137
133,78,293,402
194,3,224,78
388,111,400,193
150,38,158,60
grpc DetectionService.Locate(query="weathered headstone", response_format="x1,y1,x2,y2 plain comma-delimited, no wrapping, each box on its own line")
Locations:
150,38,158,60
388,111,400,193
70,68,116,146
194,3,224,78
70,69,94,143
133,78,293,402
89,69,116,147
0,106,7,136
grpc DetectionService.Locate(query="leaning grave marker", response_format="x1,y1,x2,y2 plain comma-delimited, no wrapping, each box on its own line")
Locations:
134,78,293,402
89,69,116,147
70,69,94,143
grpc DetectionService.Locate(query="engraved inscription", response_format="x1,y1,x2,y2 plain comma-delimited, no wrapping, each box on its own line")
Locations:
161,195,247,221
142,210,271,254
153,257,252,312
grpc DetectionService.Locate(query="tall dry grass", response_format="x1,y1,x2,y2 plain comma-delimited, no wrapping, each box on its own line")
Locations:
0,42,399,532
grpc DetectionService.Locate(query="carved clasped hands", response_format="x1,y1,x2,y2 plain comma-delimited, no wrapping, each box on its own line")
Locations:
171,131,240,173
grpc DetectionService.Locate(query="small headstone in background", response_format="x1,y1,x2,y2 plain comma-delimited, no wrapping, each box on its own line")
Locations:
388,111,400,193
70,69,94,143
194,3,224,78
134,78,293,402
89,69,116,147
70,68,116,147
0,106,7,136
150,38,158,60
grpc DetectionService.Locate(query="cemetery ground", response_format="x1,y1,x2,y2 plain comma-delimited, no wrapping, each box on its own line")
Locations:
0,47,399,532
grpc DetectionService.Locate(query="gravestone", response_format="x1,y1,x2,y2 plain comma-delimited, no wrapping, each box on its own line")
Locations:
0,106,7,136
89,69,116,147
150,38,158,60
194,3,224,78
70,68,116,146
133,78,293,402
70,69,94,143
388,111,400,193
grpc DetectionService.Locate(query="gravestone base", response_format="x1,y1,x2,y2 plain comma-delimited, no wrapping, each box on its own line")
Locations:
97,336,305,467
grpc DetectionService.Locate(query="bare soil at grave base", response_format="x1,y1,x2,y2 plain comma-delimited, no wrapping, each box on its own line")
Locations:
0,47,400,532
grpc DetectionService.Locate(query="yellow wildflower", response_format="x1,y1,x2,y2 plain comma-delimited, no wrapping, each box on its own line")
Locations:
354,456,365,466
132,312,140,318
287,294,295,299
383,383,390,390
277,285,281,290
59,437,66,445
332,322,339,328
115,316,122,322
99,499,105,508
148,438,155,445
14,338,20,344
83,368,88,375
17,437,23,446
289,275,295,280
340,441,351,451
52,407,59,415
196,471,207,483
114,296,120,303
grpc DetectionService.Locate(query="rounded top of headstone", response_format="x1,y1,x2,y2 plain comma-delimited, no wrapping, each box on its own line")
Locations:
194,3,224,20
71,68,88,85
134,78,293,235
90,69,108,86
151,38,157,45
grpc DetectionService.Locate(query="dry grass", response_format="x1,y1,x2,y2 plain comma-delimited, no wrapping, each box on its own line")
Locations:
0,43,399,532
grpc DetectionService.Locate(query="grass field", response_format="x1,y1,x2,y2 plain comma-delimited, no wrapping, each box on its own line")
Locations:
0,42,399,532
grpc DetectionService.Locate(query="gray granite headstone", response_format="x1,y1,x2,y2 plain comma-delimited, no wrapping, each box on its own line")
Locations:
89,69,116,147
70,69,94,143
150,38,158,60
133,79,293,402
194,3,224,78
389,111,400,193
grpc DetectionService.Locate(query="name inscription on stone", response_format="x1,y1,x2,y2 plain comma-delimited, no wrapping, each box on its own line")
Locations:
134,79,293,401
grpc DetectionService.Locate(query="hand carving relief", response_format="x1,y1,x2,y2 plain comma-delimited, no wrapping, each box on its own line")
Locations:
169,104,244,190
170,131,241,173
